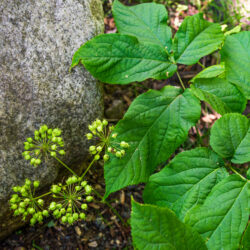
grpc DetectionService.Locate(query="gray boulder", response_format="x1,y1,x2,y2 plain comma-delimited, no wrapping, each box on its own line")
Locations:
0,0,103,238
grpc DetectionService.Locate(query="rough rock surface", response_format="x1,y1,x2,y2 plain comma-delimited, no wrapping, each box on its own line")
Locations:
0,0,103,238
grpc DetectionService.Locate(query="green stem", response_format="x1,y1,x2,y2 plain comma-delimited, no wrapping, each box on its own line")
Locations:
80,158,96,179
198,61,205,68
176,71,186,90
34,191,51,200
195,125,202,146
54,156,78,177
93,189,129,227
229,166,247,181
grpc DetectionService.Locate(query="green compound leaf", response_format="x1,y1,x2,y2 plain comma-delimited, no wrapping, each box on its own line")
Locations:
143,148,228,221
241,223,250,250
185,175,250,250
131,199,207,250
190,64,225,82
104,86,201,198
113,0,172,50
71,34,177,84
173,13,224,65
210,113,250,164
190,77,247,115
221,31,250,99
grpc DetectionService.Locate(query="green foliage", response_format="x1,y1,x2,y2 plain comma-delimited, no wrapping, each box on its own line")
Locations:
210,113,250,163
241,223,250,249
221,31,250,98
185,174,249,250
143,148,228,220
71,1,250,248
71,34,177,84
113,0,172,49
131,199,207,250
173,13,224,65
10,0,249,248
190,77,247,115
104,86,201,198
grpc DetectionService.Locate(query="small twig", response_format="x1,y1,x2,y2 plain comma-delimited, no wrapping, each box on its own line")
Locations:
198,61,205,69
176,71,186,90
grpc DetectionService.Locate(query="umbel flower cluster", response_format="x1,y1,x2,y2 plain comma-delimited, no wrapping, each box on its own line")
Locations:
86,119,130,161
10,180,49,225
49,176,93,224
22,125,65,167
10,119,126,226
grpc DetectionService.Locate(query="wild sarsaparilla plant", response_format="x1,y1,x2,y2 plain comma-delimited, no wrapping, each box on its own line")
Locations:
71,1,250,249
10,119,129,226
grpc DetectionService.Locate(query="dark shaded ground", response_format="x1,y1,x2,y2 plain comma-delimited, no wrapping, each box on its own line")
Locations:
1,1,249,249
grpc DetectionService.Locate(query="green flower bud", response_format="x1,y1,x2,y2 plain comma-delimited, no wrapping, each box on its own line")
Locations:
59,150,65,155
121,150,125,156
33,181,40,188
112,133,118,138
41,133,46,139
86,133,93,140
102,120,108,126
18,207,25,214
75,186,81,191
37,215,43,222
57,137,63,143
25,155,31,160
10,197,17,203
37,199,44,206
116,151,122,158
73,213,78,220
42,210,49,217
97,125,103,132
34,130,40,136
89,145,96,152
67,207,72,213
60,208,66,214
52,136,57,142
85,185,92,194
94,154,100,161
61,216,67,223
103,154,109,161
19,202,26,208
81,181,87,187
56,204,62,209
24,145,30,150
27,137,33,143
86,196,93,202
53,209,59,216
28,207,35,214
71,176,78,183
51,144,57,151
11,204,18,210
30,158,36,165
68,216,74,224
35,159,41,165
107,147,112,153
14,210,20,216
49,202,56,211
50,151,56,157
30,218,36,225
80,213,86,220
81,204,87,210
47,128,53,134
